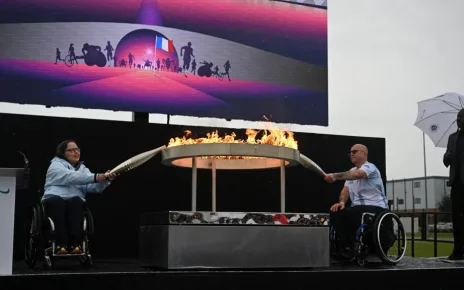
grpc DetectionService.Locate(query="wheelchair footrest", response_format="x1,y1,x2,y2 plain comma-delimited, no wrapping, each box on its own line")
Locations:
51,253,86,257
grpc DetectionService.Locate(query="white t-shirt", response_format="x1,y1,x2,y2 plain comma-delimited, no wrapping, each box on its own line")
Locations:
344,161,388,208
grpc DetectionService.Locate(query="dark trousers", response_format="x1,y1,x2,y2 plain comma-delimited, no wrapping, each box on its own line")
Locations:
451,182,464,254
42,195,85,247
330,205,386,250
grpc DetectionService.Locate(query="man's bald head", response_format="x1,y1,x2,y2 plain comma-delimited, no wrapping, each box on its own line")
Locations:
352,144,368,155
350,144,368,166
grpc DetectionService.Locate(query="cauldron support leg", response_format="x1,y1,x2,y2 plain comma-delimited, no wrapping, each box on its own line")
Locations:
212,157,216,212
280,159,285,213
192,157,197,211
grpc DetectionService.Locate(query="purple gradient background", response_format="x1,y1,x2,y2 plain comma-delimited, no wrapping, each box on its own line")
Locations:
0,0,327,64
157,0,327,64
136,0,163,26
0,59,327,125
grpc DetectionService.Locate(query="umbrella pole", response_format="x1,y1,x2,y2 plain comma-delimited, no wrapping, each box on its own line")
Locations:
423,132,429,210
404,178,407,212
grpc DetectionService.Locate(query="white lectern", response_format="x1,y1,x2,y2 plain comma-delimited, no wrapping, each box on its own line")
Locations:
0,168,28,276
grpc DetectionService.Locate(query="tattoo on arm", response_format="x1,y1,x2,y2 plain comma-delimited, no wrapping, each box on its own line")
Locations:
333,171,351,180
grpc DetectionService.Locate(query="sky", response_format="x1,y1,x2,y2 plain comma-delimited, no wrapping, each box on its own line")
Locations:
1,0,462,181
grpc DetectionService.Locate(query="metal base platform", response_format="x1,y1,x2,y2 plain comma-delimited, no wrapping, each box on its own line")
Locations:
139,211,330,269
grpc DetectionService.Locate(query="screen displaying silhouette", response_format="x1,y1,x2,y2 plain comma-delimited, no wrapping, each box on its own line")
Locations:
0,0,328,126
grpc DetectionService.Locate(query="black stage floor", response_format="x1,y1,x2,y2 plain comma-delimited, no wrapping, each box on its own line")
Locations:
2,257,464,290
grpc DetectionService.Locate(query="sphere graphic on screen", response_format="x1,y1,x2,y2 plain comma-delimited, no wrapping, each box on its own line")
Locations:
114,29,178,71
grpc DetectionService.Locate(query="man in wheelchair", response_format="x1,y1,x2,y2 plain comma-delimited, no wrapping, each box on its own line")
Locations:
41,140,118,255
324,144,390,260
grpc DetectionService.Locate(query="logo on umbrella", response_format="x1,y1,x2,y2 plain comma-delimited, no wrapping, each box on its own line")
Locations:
430,124,439,132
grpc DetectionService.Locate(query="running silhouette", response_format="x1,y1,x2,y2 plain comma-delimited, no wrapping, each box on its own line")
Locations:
223,60,231,81
163,58,174,70
180,42,195,70
191,59,196,75
55,48,63,64
104,41,114,66
68,44,77,64
128,53,135,69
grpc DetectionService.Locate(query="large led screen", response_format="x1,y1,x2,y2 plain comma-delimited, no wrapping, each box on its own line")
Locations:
0,0,328,125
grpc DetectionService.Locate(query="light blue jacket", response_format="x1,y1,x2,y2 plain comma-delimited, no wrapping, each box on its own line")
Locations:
42,157,111,202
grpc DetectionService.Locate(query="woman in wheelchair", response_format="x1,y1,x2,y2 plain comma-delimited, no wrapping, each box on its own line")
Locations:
42,140,117,255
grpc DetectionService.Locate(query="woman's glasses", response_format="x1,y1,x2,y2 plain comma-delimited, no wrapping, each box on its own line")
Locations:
66,148,80,153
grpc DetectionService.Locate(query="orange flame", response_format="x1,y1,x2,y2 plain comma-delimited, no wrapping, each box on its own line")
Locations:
167,118,298,153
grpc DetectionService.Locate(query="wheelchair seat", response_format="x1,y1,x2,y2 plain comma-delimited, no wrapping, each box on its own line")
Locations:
330,209,407,266
24,201,94,269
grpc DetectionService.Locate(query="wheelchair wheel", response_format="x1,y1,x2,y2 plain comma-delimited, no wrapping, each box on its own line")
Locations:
373,211,407,265
85,207,95,236
24,204,44,268
64,55,74,67
79,207,94,268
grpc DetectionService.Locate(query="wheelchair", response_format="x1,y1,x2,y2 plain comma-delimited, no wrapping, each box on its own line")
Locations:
24,202,94,269
330,209,407,266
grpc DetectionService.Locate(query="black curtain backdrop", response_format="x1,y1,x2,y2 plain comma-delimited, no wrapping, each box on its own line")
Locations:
0,113,386,260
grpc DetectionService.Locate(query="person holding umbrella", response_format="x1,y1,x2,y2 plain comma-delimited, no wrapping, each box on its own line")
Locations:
443,109,464,260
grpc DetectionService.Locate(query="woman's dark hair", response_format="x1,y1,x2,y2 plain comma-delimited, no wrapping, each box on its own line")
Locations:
55,139,78,160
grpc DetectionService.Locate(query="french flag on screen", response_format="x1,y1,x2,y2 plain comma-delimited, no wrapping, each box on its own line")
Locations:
156,36,174,52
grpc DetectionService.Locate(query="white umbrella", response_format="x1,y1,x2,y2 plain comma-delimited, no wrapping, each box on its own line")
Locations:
414,92,464,148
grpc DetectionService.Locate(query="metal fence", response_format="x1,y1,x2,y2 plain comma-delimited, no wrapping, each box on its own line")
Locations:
395,211,453,257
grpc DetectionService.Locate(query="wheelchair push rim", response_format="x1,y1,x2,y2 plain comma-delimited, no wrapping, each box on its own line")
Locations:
24,204,44,268
24,220,37,268
374,212,407,265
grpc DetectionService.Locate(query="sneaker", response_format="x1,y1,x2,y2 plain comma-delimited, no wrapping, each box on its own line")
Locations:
335,247,355,261
55,246,68,255
70,246,82,254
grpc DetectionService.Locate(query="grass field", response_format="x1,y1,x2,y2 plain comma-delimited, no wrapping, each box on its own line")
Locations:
403,232,454,257
405,241,454,257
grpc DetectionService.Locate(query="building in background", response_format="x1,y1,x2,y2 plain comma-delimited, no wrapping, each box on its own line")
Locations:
386,176,450,212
